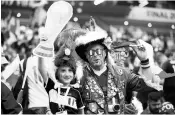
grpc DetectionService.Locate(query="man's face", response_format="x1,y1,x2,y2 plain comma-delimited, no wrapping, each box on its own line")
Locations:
85,44,106,69
149,100,162,114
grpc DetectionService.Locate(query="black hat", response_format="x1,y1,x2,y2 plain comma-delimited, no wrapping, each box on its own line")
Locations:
75,31,108,62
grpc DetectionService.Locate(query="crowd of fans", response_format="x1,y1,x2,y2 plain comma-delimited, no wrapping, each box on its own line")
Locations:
1,15,175,114
2,20,174,63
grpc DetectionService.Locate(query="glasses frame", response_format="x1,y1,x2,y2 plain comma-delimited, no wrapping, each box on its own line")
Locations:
88,48,104,57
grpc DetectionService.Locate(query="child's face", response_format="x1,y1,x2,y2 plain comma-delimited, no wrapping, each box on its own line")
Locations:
57,66,74,86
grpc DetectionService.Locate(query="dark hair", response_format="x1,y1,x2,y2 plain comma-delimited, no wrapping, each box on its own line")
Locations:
55,57,75,72
55,60,77,84
148,91,163,102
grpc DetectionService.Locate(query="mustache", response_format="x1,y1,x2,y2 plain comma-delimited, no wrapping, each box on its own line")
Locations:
92,58,100,61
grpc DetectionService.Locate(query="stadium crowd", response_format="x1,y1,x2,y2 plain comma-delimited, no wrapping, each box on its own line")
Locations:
1,1,175,114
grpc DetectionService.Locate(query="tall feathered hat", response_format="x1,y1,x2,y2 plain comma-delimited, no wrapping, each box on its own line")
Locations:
75,17,115,66
54,28,86,84
75,31,108,62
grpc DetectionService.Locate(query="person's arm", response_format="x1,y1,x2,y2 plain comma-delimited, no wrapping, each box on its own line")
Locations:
131,40,154,81
129,40,165,91
38,57,49,83
125,70,159,92
139,59,153,81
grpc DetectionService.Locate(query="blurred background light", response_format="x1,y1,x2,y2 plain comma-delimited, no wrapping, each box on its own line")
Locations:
138,0,149,7
94,0,105,5
70,1,75,6
77,8,82,13
17,13,21,17
124,21,129,26
148,23,152,27
73,17,78,22
79,2,84,7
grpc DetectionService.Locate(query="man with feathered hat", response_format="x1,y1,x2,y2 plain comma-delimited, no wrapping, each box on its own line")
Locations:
74,29,156,114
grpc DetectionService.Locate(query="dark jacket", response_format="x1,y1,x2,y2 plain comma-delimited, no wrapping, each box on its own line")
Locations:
13,58,29,109
80,63,153,114
162,60,175,107
13,75,29,108
1,82,22,114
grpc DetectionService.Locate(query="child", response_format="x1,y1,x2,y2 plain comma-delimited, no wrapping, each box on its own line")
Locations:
45,56,85,114
37,29,86,114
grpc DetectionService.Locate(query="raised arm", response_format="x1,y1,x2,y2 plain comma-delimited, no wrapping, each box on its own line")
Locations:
131,40,154,81
38,57,49,83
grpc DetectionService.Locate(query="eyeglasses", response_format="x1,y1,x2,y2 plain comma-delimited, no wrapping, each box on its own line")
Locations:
88,49,104,56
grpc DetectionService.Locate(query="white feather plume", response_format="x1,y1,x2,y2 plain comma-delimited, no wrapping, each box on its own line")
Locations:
75,31,107,46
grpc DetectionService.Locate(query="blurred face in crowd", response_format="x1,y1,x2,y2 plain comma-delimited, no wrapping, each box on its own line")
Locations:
148,99,162,114
57,66,74,86
86,44,106,70
111,47,129,67
159,55,168,67
7,47,17,61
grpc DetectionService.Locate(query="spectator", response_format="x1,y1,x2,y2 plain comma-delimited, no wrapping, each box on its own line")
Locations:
154,52,168,67
43,49,85,114
161,46,175,107
74,31,155,114
142,91,164,114
1,53,22,114
1,82,22,114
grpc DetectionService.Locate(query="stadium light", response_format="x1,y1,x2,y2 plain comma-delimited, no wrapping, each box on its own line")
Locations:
79,2,84,7
124,21,129,26
148,23,152,28
77,8,82,13
94,0,105,5
138,0,148,7
17,13,21,17
73,17,78,22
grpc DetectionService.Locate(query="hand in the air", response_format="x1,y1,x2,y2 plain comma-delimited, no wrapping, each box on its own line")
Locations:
130,39,148,61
